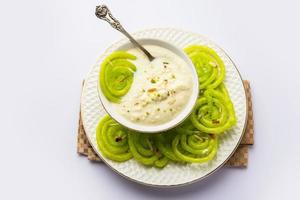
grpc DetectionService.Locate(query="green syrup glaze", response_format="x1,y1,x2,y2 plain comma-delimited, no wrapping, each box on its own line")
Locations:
128,132,169,168
100,51,137,103
190,86,237,134
184,45,225,90
96,115,132,162
172,120,218,163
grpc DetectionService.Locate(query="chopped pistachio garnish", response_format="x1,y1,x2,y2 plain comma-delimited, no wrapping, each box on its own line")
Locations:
157,108,160,111
170,90,176,95
151,79,156,84
146,112,150,115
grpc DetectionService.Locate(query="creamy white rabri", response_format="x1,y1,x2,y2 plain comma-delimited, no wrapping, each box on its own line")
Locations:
112,45,193,125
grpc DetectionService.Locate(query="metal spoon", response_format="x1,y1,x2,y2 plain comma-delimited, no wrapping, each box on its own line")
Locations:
95,5,155,61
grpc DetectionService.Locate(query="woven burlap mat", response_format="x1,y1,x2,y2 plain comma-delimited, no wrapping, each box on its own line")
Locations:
77,80,254,167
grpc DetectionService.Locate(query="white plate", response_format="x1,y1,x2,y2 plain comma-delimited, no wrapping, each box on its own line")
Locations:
81,28,247,187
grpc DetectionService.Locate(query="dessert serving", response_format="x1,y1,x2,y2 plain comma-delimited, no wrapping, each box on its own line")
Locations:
81,28,247,186
80,5,247,186
96,44,236,168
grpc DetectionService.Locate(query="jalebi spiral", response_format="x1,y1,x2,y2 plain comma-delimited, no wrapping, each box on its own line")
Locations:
172,120,218,163
128,132,168,168
190,86,236,134
184,45,225,90
99,51,137,103
154,131,181,162
96,115,132,162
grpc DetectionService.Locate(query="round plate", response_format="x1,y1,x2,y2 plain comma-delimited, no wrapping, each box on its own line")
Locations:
81,28,247,187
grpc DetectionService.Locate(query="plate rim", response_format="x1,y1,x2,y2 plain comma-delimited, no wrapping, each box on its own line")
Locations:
80,27,248,188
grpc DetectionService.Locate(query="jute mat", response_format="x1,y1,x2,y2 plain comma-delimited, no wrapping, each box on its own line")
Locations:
77,80,254,167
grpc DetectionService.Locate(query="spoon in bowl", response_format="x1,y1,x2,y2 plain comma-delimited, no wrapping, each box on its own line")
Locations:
95,5,155,61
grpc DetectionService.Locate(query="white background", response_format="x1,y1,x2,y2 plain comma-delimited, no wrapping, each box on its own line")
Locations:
0,0,299,199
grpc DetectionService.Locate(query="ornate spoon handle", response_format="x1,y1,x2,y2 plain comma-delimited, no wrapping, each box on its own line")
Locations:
95,5,155,61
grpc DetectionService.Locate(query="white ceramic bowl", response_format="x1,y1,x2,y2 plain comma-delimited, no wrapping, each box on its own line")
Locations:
97,38,199,133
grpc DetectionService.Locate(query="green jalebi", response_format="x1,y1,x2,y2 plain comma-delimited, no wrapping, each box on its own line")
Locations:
190,87,236,134
184,45,225,90
128,132,168,168
154,131,181,162
172,120,218,163
96,115,132,162
99,51,137,103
